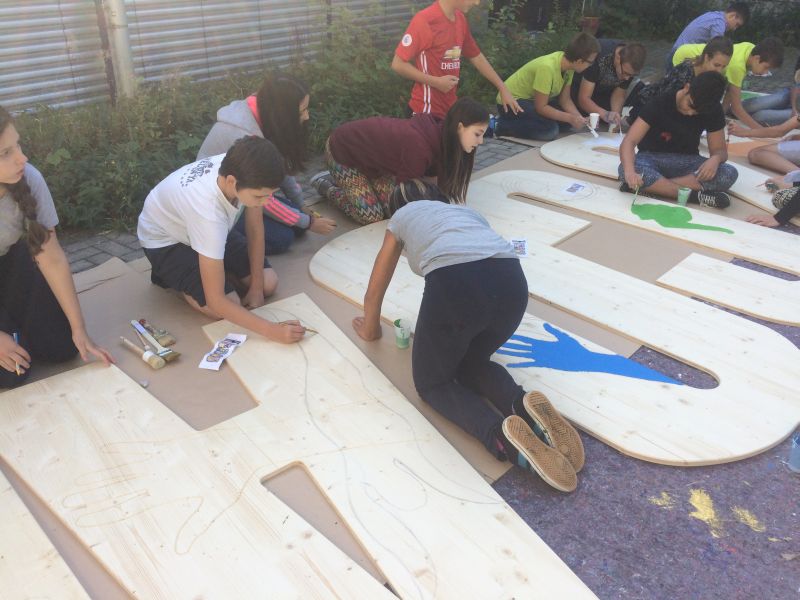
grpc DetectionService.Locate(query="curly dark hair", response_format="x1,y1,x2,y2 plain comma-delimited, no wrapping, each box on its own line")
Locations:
0,106,49,255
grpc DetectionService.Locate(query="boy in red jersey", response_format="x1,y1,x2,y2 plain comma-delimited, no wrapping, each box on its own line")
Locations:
392,0,520,118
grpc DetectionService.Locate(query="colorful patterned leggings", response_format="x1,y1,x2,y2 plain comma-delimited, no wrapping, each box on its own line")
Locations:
325,139,395,224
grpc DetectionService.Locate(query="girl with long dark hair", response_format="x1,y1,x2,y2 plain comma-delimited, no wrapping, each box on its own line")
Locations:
311,97,489,224
0,107,112,388
198,74,336,254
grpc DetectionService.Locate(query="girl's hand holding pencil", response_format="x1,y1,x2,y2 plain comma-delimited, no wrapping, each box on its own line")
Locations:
1,331,30,376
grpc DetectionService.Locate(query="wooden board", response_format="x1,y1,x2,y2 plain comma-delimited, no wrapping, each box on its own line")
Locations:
539,132,800,226
0,295,595,599
0,469,89,599
471,170,800,277
657,253,800,325
309,205,800,466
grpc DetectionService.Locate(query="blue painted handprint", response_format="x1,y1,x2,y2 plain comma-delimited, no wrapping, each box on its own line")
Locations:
496,323,681,385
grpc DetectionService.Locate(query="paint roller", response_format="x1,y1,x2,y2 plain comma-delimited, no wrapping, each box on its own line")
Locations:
120,336,166,370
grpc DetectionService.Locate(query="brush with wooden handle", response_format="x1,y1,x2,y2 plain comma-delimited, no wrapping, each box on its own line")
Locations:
120,336,166,370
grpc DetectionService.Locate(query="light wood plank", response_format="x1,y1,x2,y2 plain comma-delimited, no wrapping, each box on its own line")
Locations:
540,132,800,225
309,202,800,465
0,364,398,599
473,170,800,276
657,253,799,325
0,296,595,599
0,470,89,600
203,294,595,599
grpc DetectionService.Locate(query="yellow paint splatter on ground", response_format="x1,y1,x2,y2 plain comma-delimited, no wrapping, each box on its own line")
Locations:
731,506,766,532
648,492,675,509
688,488,725,538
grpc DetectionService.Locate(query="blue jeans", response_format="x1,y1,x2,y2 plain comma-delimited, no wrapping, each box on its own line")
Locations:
742,87,799,126
618,152,739,191
495,99,565,141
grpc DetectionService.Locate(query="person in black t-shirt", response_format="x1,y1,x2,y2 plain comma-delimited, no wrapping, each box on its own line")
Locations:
618,71,738,208
571,39,646,130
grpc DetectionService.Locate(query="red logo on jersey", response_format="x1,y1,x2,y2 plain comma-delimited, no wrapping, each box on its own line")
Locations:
660,131,673,143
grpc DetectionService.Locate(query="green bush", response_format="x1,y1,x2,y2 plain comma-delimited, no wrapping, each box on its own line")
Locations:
15,1,576,231
601,0,798,44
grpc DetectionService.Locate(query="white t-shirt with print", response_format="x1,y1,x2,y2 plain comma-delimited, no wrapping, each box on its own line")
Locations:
0,163,59,257
137,155,242,260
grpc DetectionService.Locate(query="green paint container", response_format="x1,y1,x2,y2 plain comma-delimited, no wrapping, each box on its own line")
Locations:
393,318,411,349
677,187,691,206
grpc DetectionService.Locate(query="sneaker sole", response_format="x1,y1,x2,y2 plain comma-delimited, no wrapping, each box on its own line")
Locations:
502,415,577,493
523,391,585,472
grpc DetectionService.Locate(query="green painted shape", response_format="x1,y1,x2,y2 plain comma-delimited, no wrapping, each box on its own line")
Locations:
631,203,734,234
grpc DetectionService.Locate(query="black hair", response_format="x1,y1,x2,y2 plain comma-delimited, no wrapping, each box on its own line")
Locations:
256,74,309,174
564,32,601,62
438,97,489,204
688,71,727,114
0,106,49,256
219,136,285,190
695,36,734,67
389,179,449,213
752,37,784,68
725,2,750,22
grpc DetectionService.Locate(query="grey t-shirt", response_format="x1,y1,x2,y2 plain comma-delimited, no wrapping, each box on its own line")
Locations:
0,163,58,256
387,200,517,277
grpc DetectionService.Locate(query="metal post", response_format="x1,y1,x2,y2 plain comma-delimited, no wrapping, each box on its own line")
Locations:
102,0,137,98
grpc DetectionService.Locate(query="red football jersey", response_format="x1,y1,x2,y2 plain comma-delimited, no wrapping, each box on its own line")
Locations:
394,2,481,117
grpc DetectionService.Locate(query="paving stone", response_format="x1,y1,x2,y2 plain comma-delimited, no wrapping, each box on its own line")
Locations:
85,251,114,266
63,238,95,253
67,245,104,262
121,249,144,262
70,259,94,274
94,239,133,257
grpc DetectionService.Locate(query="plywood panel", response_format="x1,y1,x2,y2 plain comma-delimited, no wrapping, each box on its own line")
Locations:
539,132,800,225
0,365,397,599
470,170,800,276
657,253,799,325
0,295,595,599
309,203,800,465
0,470,89,599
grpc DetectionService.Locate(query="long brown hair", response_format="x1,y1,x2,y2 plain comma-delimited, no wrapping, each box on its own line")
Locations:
438,97,489,204
256,74,309,174
0,106,49,255
693,36,733,68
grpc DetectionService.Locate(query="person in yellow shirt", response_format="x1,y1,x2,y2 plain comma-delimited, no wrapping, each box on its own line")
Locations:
672,38,784,129
494,33,600,140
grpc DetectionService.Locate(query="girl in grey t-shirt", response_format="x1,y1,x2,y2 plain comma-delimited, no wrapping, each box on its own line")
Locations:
0,107,113,388
352,181,584,492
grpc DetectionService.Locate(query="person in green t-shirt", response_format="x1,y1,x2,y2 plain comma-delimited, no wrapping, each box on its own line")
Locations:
672,37,784,129
494,33,600,141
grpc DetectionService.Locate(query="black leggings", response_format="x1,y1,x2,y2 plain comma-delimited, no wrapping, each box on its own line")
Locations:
0,240,77,388
412,258,528,451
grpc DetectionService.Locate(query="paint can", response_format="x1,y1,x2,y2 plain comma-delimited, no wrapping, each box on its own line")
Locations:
589,112,600,130
677,187,691,206
393,319,411,349
789,432,800,473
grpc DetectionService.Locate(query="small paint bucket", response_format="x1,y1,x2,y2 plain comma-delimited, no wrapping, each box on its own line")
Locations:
589,112,600,129
789,432,800,473
393,319,411,349
677,187,691,206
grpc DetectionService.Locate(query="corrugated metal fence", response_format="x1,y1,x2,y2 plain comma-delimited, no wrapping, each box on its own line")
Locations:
0,0,421,112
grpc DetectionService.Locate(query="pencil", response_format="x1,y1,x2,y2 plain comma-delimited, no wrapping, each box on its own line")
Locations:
12,331,21,376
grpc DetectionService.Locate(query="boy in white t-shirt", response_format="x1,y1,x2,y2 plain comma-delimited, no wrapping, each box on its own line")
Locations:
138,136,306,344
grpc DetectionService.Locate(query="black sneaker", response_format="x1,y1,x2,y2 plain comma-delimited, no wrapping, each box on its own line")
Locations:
773,187,798,210
309,171,336,199
691,190,730,208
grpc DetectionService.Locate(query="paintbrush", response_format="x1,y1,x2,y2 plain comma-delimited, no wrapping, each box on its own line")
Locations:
120,336,166,370
130,320,180,362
